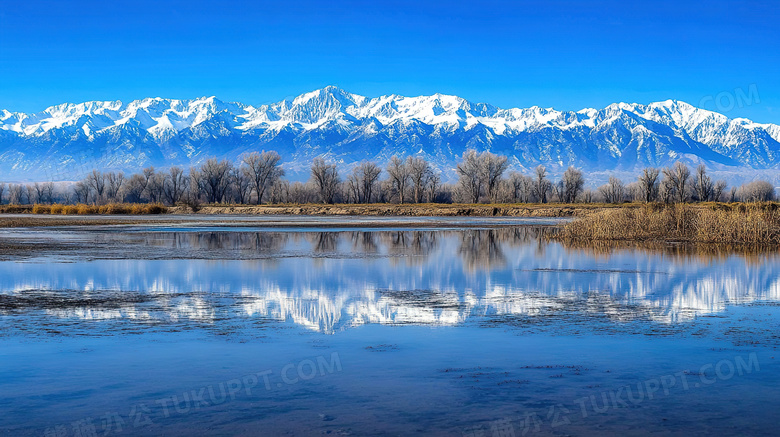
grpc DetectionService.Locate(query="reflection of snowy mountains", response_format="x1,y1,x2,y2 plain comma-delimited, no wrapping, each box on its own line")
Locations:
238,267,780,331
3,230,779,333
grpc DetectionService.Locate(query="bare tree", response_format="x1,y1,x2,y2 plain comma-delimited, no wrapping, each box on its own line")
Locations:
599,176,625,203
0,183,5,205
737,181,776,202
408,156,435,203
481,152,509,202
456,150,483,203
33,182,54,204
72,182,90,204
270,179,290,204
625,181,641,202
346,162,381,204
387,156,411,203
356,161,381,203
142,167,156,186
637,167,660,202
229,166,252,204
163,167,187,205
551,179,564,202
691,164,714,201
31,183,44,204
581,189,596,203
532,165,551,203
345,173,360,203
106,172,125,203
187,167,203,204
199,159,233,203
659,176,675,203
455,151,509,203
145,171,165,203
85,170,107,204
242,151,284,204
310,158,340,204
559,166,585,203
44,182,56,204
122,174,147,203
662,162,691,203
289,182,313,204
426,173,441,202
712,180,727,202
8,184,27,204
508,172,532,203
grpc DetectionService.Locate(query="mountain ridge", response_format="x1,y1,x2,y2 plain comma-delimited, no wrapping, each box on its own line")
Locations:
1,86,779,182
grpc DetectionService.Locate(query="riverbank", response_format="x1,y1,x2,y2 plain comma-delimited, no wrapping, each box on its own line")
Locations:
3,202,780,247
1,202,624,218
165,203,613,217
0,214,564,229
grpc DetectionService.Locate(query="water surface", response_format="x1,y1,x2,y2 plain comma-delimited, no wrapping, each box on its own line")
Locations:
0,217,778,436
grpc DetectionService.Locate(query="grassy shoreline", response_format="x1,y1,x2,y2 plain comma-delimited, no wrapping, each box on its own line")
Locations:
0,203,168,215
1,202,628,217
166,203,616,217
2,202,780,247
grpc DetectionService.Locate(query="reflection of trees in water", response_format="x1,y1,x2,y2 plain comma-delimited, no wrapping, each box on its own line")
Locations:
505,226,557,245
350,232,378,254
309,232,339,253
145,232,288,253
502,226,558,257
455,227,556,271
134,227,557,268
380,231,439,267
381,231,438,256
458,230,507,271
307,230,441,258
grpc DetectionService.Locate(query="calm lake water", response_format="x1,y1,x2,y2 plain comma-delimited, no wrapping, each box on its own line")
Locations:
0,216,778,436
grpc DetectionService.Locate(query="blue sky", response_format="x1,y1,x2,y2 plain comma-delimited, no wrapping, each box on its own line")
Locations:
1,0,778,123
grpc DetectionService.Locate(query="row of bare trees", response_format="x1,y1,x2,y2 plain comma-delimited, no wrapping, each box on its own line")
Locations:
0,182,56,205
31,152,284,206
594,162,770,204
308,156,442,204
452,153,756,204
0,150,776,205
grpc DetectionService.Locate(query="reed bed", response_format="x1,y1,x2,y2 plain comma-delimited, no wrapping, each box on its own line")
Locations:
558,203,780,245
29,203,168,215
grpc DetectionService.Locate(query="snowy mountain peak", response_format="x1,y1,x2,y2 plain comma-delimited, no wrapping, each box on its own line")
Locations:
1,88,779,182
283,86,363,124
2,89,769,140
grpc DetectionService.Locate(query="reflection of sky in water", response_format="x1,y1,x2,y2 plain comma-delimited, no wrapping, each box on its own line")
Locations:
2,229,780,332
1,226,780,436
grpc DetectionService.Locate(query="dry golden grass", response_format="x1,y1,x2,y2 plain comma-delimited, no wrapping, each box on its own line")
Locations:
62,205,80,215
0,205,31,214
166,202,625,217
558,203,780,245
25,203,168,215
8,201,641,217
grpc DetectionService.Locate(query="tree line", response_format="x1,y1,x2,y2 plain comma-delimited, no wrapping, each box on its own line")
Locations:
0,150,775,205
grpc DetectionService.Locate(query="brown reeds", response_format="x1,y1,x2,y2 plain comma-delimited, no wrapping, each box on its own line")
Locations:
27,203,168,215
557,203,780,245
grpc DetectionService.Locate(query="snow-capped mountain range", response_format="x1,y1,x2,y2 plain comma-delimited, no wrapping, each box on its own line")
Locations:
1,86,779,182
